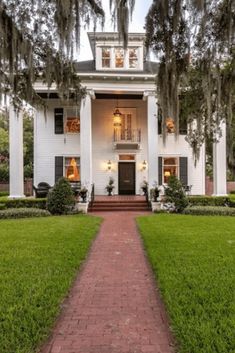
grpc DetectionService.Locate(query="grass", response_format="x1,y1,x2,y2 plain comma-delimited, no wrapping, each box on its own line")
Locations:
137,214,235,353
0,215,101,353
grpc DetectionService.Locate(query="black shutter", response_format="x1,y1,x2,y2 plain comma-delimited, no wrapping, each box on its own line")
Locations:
179,157,188,186
158,157,162,185
55,156,63,183
158,119,162,135
54,108,64,134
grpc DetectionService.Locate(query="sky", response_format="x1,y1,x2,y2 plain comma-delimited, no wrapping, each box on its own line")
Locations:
78,0,153,61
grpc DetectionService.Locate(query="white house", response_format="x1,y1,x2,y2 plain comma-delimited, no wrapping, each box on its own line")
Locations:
8,32,227,198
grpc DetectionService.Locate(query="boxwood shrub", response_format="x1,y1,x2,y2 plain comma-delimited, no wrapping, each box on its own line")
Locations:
183,206,235,216
0,208,50,219
188,196,229,207
0,198,46,209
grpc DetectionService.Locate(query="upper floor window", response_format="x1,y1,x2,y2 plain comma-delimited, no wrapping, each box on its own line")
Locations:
129,48,138,68
102,48,111,68
115,48,124,68
64,108,80,133
100,46,141,70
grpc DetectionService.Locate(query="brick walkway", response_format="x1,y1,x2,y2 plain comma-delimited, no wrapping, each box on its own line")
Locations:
40,212,174,353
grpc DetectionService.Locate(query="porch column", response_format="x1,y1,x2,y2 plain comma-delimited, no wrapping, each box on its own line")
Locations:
80,90,94,194
144,91,158,188
9,106,25,198
213,120,227,196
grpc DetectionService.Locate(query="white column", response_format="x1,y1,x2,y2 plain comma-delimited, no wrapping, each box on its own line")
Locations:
9,106,25,198
213,120,227,196
145,91,158,188
80,91,94,194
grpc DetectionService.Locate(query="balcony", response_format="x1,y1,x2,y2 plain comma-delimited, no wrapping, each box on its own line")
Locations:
113,128,141,150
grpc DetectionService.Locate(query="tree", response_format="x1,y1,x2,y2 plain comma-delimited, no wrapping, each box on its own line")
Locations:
145,0,235,162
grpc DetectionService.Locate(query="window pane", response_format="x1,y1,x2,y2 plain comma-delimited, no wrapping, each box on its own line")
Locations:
115,48,124,68
164,158,177,166
65,157,80,182
163,166,178,183
129,48,138,68
166,118,175,133
102,48,110,68
65,108,80,133
119,155,135,161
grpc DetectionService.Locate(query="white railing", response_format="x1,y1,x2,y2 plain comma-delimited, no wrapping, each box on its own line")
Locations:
113,128,141,143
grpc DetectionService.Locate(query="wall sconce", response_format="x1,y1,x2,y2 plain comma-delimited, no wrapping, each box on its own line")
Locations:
142,160,147,171
107,160,112,171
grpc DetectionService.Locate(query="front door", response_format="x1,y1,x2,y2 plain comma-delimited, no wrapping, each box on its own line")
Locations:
118,162,135,195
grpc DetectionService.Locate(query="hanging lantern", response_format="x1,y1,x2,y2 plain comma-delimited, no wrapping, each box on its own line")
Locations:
113,108,122,127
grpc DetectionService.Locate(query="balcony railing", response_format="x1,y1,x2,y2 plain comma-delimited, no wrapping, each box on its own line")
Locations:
113,128,141,143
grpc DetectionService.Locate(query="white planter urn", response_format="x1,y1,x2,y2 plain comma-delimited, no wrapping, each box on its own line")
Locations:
151,201,161,212
75,202,88,214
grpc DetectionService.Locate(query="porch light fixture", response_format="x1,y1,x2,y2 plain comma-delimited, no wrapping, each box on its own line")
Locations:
142,160,147,171
107,160,112,171
113,108,122,127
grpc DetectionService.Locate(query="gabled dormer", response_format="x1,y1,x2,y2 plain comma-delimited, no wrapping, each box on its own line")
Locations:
88,32,145,71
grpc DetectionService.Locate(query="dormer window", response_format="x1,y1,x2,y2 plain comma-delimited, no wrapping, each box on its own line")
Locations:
99,46,142,70
102,48,111,68
115,48,124,68
129,48,138,68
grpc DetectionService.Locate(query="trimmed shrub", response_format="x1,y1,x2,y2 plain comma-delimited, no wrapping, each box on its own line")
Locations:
47,177,75,215
188,196,229,207
0,203,6,210
0,191,9,197
183,206,235,216
0,198,46,209
230,190,235,194
164,175,188,213
0,208,50,219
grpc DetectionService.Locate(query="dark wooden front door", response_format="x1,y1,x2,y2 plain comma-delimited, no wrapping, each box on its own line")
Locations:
118,162,135,195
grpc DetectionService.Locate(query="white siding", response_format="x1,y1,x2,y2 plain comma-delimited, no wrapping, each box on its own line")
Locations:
34,102,80,186
34,99,205,195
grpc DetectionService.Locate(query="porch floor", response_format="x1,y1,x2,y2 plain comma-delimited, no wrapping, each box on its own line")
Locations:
94,195,146,201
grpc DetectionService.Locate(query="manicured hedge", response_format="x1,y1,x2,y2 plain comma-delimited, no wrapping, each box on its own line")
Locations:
183,206,235,216
0,208,50,219
0,191,9,197
188,196,229,207
0,198,46,209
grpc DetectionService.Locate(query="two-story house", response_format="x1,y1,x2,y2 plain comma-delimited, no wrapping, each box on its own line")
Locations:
8,32,227,198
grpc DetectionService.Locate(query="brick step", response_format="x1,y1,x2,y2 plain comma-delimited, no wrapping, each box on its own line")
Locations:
91,202,148,207
89,207,150,212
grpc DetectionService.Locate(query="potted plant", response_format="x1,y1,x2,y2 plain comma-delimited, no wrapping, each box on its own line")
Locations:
140,180,148,195
105,177,115,196
150,184,160,202
79,186,88,203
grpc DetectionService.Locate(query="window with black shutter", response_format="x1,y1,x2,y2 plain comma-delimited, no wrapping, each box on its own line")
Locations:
54,108,64,134
55,156,63,183
158,157,162,185
179,157,188,186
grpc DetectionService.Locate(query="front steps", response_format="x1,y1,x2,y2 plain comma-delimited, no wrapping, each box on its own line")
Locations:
88,198,150,212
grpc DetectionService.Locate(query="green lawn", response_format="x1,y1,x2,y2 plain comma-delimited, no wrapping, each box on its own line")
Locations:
0,215,101,353
137,214,235,353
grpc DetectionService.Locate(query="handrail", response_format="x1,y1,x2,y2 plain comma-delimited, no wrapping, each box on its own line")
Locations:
90,183,95,207
113,128,141,143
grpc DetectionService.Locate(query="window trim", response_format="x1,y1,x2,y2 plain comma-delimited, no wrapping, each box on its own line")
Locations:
64,156,81,182
162,156,179,184
98,46,141,70
64,107,80,134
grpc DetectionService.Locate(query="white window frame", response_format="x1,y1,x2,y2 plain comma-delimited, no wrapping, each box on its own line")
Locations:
64,107,80,134
97,46,142,70
64,156,81,182
162,157,179,184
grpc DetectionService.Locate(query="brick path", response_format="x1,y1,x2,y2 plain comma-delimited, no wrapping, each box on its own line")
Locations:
40,212,174,353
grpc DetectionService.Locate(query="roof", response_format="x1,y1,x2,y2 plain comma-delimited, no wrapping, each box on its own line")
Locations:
88,32,146,56
75,60,159,76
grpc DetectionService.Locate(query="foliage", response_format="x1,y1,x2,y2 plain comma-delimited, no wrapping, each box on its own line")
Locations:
47,177,75,214
0,207,50,219
0,198,46,209
188,195,229,207
150,184,160,202
183,205,235,216
0,163,9,182
140,180,148,194
0,215,101,353
164,175,188,213
105,177,115,192
0,191,8,197
145,0,235,162
137,214,235,353
0,0,104,106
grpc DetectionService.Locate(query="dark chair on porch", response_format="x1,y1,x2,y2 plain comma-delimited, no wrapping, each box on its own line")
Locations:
33,182,51,198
